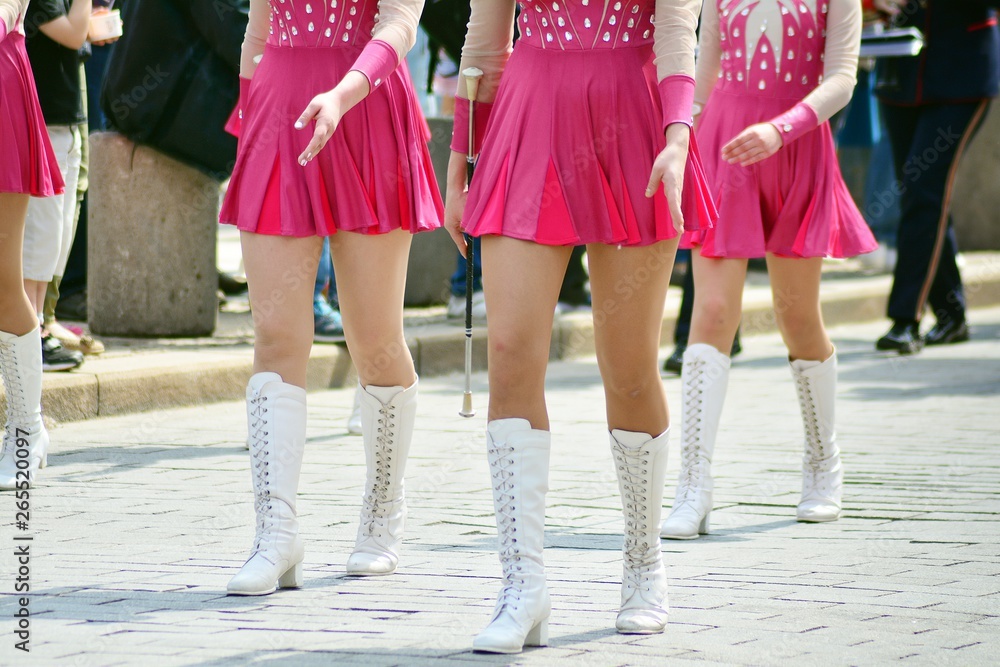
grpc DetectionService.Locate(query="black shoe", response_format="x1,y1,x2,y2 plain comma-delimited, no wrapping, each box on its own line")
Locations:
924,317,970,346
731,330,742,358
876,321,924,355
42,334,84,372
663,344,686,374
54,291,87,322
218,271,249,296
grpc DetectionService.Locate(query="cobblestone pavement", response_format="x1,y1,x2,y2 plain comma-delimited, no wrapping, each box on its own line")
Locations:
2,308,999,666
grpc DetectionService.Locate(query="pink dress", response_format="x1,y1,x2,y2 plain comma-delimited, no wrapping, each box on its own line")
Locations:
0,0,64,197
683,0,877,258
220,0,443,237
454,1,717,247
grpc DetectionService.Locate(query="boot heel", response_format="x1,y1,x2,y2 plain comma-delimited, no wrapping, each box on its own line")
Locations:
278,561,303,589
698,511,710,535
524,618,548,647
40,453,48,469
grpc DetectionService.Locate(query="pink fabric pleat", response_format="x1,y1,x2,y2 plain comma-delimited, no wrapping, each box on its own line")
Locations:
462,44,716,247
682,88,877,259
220,45,443,237
0,33,64,197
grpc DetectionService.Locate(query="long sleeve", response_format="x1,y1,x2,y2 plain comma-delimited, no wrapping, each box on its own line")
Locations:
770,0,861,144
693,0,721,110
349,0,423,90
654,0,702,127
0,0,25,43
451,0,516,153
239,0,268,79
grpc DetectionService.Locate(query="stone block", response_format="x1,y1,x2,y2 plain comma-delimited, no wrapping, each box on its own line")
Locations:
954,103,1000,251
88,132,219,336
404,118,460,307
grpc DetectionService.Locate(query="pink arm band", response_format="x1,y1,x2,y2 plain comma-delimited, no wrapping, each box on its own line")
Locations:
0,18,8,43
768,102,820,146
658,74,696,129
349,39,399,91
450,96,494,154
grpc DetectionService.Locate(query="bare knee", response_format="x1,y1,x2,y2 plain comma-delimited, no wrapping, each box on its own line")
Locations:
488,331,548,400
695,294,741,340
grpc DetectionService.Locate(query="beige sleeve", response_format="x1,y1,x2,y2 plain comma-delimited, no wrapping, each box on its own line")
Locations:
240,0,268,79
370,0,423,61
802,0,861,123
456,0,516,104
693,0,721,109
653,0,701,82
0,0,25,37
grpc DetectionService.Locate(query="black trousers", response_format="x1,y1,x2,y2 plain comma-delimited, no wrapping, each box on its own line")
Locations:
881,100,991,323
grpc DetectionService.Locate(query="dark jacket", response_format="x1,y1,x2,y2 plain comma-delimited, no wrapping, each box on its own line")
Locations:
876,0,1000,105
101,0,249,178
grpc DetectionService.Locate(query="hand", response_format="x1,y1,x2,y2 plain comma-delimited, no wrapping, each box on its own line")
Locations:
646,123,690,234
873,0,904,17
87,7,120,46
295,90,345,166
722,123,784,167
444,152,470,257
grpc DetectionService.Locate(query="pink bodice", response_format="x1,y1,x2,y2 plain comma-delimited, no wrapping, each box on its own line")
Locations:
517,0,656,50
715,0,829,99
266,0,377,48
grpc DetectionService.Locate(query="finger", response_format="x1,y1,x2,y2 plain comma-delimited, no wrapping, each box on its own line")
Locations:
294,101,319,131
725,143,758,164
645,164,664,198
298,122,330,166
446,218,468,257
668,191,685,235
721,133,753,156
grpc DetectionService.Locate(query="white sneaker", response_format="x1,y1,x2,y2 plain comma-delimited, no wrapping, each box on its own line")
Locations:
447,292,487,320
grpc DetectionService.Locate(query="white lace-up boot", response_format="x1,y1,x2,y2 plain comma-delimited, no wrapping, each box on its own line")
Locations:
473,418,551,654
0,329,48,491
346,380,418,575
791,353,843,522
611,428,670,633
661,344,731,540
227,373,306,595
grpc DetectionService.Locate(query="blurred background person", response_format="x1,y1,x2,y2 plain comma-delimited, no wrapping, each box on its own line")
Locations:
872,0,1000,353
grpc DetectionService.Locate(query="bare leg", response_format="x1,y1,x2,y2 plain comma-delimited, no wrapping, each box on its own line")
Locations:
588,239,678,435
765,254,833,362
687,252,749,353
481,236,572,429
329,228,415,388
0,194,39,335
241,231,323,388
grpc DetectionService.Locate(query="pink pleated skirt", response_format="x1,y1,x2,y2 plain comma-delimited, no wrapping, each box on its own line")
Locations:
220,44,444,236
683,88,877,259
462,44,717,247
0,32,64,197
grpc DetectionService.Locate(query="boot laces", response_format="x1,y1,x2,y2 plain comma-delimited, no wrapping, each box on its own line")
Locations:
360,403,397,539
678,359,707,503
794,373,836,499
613,442,656,592
794,374,825,470
488,442,524,613
0,342,30,454
248,393,273,553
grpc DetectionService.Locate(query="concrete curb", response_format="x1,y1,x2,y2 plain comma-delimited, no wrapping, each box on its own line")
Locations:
18,254,1000,424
